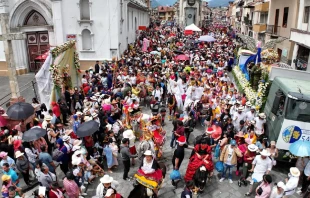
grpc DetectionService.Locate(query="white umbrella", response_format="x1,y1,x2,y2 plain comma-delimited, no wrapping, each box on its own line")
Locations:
185,24,202,32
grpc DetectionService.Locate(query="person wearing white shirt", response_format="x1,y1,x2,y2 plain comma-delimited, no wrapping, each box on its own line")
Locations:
129,74,136,85
255,113,267,134
245,106,256,122
233,107,246,129
283,167,300,197
152,85,163,102
270,181,285,198
245,149,272,196
81,75,87,84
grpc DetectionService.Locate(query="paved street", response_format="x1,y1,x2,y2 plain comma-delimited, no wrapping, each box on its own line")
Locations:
0,74,299,198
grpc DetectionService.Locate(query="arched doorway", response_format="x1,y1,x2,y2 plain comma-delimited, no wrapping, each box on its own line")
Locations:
24,10,50,71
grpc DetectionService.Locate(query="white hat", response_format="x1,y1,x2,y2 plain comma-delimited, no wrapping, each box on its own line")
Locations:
100,175,114,184
62,135,71,141
94,92,101,97
258,113,266,119
15,151,24,158
246,101,252,106
72,158,82,166
255,130,263,136
74,150,82,156
90,96,97,101
238,106,244,111
84,116,93,122
247,144,258,152
144,150,153,156
92,112,98,118
200,166,207,171
45,115,52,121
105,188,115,197
260,149,271,156
276,181,286,190
290,167,300,177
76,111,83,116
123,129,135,139
251,106,256,110
106,124,112,131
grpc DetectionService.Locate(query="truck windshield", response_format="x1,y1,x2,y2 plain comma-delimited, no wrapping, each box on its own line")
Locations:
285,98,310,122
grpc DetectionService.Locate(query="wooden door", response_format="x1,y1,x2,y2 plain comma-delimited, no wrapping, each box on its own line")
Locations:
26,32,49,72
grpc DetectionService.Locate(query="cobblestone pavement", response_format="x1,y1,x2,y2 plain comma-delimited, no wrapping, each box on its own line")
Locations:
0,74,300,198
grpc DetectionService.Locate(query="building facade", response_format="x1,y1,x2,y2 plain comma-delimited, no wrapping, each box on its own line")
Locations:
290,0,310,71
158,6,175,21
178,0,203,27
0,0,150,76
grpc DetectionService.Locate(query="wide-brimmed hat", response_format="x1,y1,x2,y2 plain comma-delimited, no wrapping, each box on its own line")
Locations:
276,181,286,190
246,101,252,106
84,116,93,122
15,150,24,158
177,136,186,144
100,175,114,184
144,150,153,156
62,135,71,142
45,115,52,121
290,167,300,177
123,129,135,139
250,120,256,125
90,96,97,101
235,131,244,138
251,106,256,110
248,144,258,152
0,151,8,158
205,127,214,134
76,111,83,116
258,113,266,119
260,149,271,156
2,175,11,181
238,106,244,111
73,139,82,146
94,92,101,97
92,112,98,118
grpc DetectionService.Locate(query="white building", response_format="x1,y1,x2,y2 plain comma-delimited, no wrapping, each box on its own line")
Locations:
178,0,202,27
290,0,310,71
0,0,150,76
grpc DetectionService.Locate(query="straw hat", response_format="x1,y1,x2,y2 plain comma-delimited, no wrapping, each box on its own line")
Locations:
100,175,114,184
15,151,24,158
260,149,271,156
2,175,11,181
248,144,258,152
92,112,98,118
62,135,71,142
246,101,252,107
144,150,153,156
276,181,286,190
84,116,93,122
238,106,244,111
90,96,97,101
94,92,101,97
258,113,266,119
105,189,115,197
45,115,52,121
76,111,83,116
290,167,300,177
251,106,256,110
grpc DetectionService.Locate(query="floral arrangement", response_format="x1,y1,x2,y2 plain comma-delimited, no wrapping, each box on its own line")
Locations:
51,40,76,58
233,66,269,110
261,49,278,63
74,52,81,72
49,64,61,88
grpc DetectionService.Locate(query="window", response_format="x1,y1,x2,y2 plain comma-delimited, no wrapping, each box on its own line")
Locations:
259,12,268,24
80,0,90,20
304,6,310,23
81,29,92,50
297,45,310,62
286,99,310,122
282,7,289,27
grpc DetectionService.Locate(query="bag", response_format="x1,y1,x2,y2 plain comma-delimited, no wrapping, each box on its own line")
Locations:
215,161,224,173
272,159,277,166
170,169,181,180
214,144,220,158
257,187,263,195
52,146,65,161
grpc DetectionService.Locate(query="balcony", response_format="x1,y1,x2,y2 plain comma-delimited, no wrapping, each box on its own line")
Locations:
266,25,280,35
253,24,267,32
290,28,310,48
254,2,269,12
244,17,252,26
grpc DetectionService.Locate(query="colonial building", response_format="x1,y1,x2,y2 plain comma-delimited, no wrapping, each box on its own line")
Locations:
0,0,150,76
290,0,310,71
158,6,175,21
178,0,203,27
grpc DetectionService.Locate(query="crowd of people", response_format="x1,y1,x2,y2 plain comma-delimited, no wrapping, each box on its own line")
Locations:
0,19,309,198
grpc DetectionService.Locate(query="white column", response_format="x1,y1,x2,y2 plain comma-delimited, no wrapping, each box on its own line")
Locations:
51,0,64,45
298,0,305,29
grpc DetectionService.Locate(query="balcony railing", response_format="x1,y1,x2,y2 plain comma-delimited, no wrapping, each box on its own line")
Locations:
266,25,280,35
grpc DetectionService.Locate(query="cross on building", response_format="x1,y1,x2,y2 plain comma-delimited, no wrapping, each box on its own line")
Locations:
0,13,26,99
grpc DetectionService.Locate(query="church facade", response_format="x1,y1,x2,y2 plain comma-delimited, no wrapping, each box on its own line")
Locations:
0,0,150,76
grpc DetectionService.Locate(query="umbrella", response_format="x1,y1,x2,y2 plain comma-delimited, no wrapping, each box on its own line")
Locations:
22,127,46,142
185,24,202,32
176,54,189,61
289,140,310,157
7,102,34,120
76,120,99,138
0,116,7,127
150,51,161,55
173,50,184,54
198,35,216,42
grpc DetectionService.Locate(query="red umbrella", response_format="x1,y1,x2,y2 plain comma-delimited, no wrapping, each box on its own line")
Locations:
0,116,7,127
176,54,189,61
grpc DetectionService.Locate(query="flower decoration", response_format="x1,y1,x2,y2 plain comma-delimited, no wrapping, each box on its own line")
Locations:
49,64,61,88
233,66,269,110
51,40,76,58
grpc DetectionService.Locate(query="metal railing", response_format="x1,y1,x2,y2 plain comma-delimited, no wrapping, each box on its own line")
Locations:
0,79,38,109
267,25,280,35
